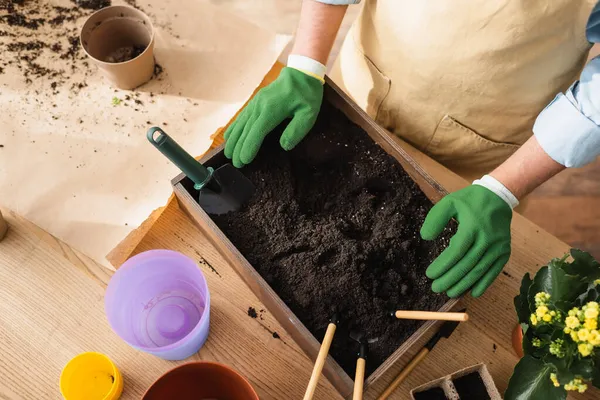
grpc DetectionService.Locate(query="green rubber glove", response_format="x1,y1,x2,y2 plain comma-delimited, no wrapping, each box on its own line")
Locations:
223,67,323,168
420,185,513,298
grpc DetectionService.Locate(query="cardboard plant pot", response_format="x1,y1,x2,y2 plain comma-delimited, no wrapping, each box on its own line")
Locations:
80,5,155,89
169,77,461,398
142,362,259,400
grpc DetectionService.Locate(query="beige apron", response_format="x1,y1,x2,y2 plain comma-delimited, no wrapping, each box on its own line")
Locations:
331,0,597,180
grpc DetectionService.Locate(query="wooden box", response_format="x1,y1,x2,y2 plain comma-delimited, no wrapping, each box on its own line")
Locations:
171,78,460,398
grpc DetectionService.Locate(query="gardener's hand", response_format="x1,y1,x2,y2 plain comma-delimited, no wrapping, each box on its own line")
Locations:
420,176,517,298
224,63,324,168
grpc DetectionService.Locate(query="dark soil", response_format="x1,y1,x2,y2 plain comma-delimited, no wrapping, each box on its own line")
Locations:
453,373,490,400
105,44,146,63
200,102,455,377
70,0,110,10
414,387,448,400
247,307,258,319
0,0,94,88
0,0,158,95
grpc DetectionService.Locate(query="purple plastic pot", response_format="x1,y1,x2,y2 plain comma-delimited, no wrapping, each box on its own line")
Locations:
105,250,210,360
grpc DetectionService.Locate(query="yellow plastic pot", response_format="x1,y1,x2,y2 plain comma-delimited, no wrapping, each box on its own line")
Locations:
60,352,123,400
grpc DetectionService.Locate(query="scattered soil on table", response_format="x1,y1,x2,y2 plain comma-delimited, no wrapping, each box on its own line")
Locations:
204,102,455,377
247,307,258,319
0,0,97,89
71,0,110,10
413,387,448,400
105,44,146,63
0,0,161,93
453,373,490,400
272,332,280,339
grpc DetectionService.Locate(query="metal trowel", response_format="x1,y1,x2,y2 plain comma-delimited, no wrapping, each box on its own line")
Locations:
147,127,255,215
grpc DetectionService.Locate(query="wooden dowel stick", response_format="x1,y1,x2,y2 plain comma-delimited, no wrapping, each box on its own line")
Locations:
394,310,468,322
353,358,366,400
376,348,430,400
303,322,337,400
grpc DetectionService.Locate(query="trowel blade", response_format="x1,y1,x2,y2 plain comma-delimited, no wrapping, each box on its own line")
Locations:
197,164,255,215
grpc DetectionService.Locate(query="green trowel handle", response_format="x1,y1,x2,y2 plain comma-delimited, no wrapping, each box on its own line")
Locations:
147,127,213,189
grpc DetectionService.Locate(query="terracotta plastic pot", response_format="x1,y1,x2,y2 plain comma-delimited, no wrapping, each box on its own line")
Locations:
143,362,259,400
80,5,155,89
512,323,524,358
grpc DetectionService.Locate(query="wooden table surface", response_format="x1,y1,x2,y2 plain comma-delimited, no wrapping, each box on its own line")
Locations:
2,65,597,400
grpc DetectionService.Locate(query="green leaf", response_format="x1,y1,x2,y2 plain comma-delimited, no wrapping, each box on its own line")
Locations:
577,286,600,307
565,249,600,282
592,367,600,389
515,273,533,324
522,328,535,356
570,358,595,381
529,264,587,312
543,354,575,385
546,354,574,384
592,353,600,389
505,356,567,400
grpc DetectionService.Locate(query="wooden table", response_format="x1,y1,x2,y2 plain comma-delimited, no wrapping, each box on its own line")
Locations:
2,66,597,400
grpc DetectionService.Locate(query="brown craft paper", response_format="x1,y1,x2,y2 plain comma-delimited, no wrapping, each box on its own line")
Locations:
106,62,283,267
0,0,290,268
81,5,155,90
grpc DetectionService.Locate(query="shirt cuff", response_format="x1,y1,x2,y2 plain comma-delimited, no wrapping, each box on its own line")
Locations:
287,55,326,84
313,0,361,4
473,175,519,210
533,92,600,168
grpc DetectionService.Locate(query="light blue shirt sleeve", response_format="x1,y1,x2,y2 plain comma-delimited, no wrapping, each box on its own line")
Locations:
533,2,600,168
313,0,360,4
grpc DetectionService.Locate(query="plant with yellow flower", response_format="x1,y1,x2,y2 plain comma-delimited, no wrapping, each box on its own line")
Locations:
505,249,600,400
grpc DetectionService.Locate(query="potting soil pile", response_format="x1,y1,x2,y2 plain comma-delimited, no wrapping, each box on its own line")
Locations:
209,102,456,376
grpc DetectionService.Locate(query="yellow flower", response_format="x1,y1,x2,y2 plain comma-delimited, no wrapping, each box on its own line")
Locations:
578,343,593,357
569,307,580,317
564,377,588,393
566,316,580,329
535,292,551,306
584,308,599,320
578,329,590,342
550,310,556,316
587,301,599,309
536,305,549,318
585,318,598,331
550,373,560,387
594,279,600,286
530,314,538,326
571,331,580,342
589,330,600,346
564,327,571,334
543,314,552,322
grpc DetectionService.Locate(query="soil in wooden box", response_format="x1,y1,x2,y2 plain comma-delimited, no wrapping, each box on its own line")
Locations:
453,372,490,400
187,102,455,377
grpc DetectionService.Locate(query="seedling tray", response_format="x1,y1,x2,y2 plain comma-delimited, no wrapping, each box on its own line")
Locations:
411,363,501,400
